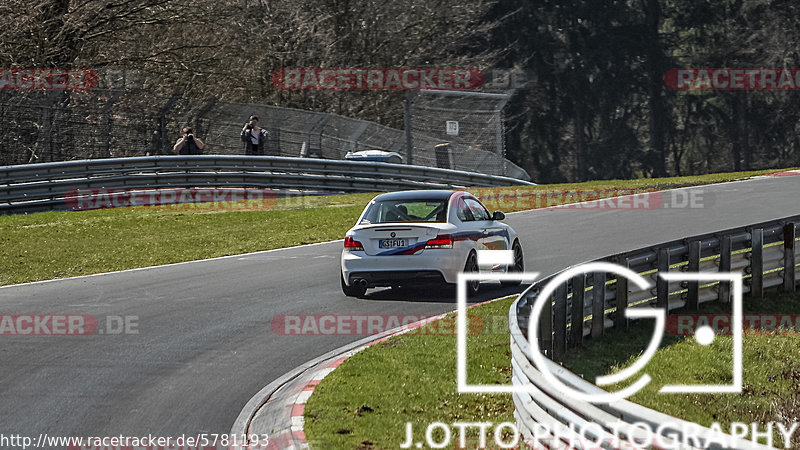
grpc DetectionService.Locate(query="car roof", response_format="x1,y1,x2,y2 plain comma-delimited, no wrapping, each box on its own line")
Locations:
372,190,458,202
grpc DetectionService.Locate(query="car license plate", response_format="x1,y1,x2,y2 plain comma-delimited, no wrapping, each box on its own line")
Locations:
379,239,406,249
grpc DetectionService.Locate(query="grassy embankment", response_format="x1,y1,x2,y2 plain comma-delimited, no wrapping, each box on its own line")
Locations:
0,168,780,286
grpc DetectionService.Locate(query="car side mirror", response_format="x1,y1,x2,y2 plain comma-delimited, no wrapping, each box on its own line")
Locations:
492,211,505,221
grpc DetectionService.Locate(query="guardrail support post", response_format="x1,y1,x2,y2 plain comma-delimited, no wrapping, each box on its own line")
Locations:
752,228,764,300
719,235,732,303
538,293,553,358
591,272,605,338
657,248,669,310
688,241,701,310
552,282,567,362
784,223,796,293
569,274,585,348
615,257,629,329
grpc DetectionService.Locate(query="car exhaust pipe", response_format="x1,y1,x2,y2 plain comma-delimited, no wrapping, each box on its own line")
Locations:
356,279,368,288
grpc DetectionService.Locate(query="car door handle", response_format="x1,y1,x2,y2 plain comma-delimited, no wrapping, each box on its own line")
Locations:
481,229,490,235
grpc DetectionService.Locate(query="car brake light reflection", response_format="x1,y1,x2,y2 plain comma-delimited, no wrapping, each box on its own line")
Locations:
425,234,453,249
344,236,364,251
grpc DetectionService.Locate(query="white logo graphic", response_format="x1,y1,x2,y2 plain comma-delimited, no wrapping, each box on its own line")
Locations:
457,256,743,403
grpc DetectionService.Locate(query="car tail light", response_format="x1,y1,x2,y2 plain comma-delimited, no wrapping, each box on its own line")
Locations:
425,234,453,249
344,237,364,251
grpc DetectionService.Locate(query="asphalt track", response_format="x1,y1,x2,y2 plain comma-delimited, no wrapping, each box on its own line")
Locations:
1,175,798,444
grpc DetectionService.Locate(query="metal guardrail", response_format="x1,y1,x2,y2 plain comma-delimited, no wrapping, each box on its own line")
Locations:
510,216,800,449
0,92,532,179
0,155,534,214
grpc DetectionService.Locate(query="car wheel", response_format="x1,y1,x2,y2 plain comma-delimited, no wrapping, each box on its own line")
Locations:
500,240,524,287
341,273,367,298
464,251,480,296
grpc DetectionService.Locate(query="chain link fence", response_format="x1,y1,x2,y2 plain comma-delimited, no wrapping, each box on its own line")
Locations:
405,89,516,177
0,90,530,180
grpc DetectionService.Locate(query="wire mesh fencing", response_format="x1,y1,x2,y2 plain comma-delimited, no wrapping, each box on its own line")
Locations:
0,90,530,180
405,89,515,177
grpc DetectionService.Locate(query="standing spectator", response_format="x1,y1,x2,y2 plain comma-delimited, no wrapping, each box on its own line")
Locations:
173,126,205,155
241,115,269,155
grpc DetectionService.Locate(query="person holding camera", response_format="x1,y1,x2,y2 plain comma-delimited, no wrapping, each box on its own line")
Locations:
241,115,269,156
173,127,205,155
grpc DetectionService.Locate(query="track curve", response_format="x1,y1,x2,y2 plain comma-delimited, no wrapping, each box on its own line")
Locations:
0,175,798,442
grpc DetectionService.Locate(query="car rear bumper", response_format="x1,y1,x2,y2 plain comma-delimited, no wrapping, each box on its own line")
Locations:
341,249,465,286
347,270,445,287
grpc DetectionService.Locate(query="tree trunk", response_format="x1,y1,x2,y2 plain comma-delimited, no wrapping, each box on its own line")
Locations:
645,0,668,177
731,93,749,171
574,97,587,181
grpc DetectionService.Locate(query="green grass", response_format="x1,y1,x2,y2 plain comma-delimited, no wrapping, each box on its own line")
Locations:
0,167,786,287
304,297,516,449
305,286,800,449
1,167,793,446
562,291,800,448
0,193,374,286
474,169,786,212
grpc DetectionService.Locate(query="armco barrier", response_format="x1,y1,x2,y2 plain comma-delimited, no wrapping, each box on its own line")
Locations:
0,155,534,214
510,216,800,449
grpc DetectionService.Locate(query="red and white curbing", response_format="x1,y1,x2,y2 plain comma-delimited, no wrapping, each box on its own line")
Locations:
282,315,444,448
263,353,361,449
279,298,500,448
760,169,800,177
286,357,347,445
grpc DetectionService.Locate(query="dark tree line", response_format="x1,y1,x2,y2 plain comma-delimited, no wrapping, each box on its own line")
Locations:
489,0,800,182
1,0,798,181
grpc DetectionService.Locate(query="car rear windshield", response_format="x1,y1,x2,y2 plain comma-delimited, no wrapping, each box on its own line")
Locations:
360,199,448,224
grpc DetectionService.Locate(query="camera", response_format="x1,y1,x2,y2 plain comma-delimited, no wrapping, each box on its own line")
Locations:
245,123,254,131
185,134,194,142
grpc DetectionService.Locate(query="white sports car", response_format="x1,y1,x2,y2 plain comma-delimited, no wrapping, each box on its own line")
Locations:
340,190,524,298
